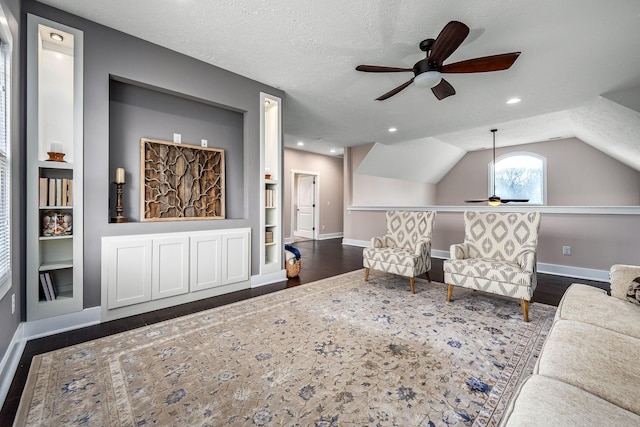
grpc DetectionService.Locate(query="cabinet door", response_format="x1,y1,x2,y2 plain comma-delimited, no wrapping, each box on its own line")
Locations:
106,239,152,309
152,236,190,300
190,233,222,292
222,230,250,285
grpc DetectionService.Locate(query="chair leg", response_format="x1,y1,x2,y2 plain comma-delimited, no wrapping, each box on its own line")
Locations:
447,284,454,302
410,277,415,294
364,268,369,282
425,271,431,282
520,299,530,323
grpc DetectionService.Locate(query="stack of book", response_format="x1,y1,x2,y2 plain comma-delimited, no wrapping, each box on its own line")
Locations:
39,177,73,207
265,188,276,207
39,272,57,301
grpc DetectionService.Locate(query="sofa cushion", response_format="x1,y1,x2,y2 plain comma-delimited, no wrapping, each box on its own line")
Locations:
555,284,640,339
500,375,640,427
610,264,640,300
535,319,640,415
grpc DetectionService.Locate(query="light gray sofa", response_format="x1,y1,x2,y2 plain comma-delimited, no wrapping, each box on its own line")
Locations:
501,264,640,426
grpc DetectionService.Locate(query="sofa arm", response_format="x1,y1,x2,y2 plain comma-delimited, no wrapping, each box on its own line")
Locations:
517,250,537,273
450,243,469,260
610,264,640,300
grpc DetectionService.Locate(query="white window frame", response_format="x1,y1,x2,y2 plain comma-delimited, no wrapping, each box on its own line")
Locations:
0,4,12,301
489,151,547,205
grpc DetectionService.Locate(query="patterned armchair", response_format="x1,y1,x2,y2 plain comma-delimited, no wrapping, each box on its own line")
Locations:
363,211,437,294
444,211,541,322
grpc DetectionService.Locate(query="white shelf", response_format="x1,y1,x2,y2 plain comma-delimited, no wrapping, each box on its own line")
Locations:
38,160,73,170
39,260,73,271
39,205,73,210
39,235,73,241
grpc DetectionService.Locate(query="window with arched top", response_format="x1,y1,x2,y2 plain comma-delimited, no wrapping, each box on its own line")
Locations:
489,152,546,205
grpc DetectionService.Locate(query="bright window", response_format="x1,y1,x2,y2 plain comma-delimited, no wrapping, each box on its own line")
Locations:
0,29,11,299
489,152,545,205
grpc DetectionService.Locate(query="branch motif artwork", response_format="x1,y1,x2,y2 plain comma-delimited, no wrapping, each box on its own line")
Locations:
141,138,225,221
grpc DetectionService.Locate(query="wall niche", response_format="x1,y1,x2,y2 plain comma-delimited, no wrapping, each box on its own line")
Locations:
109,78,244,221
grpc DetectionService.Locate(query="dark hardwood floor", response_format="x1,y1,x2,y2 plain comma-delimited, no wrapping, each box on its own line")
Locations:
0,238,608,424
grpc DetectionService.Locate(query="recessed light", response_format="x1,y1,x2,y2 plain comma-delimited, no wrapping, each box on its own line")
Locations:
506,98,521,104
388,127,397,133
297,141,304,146
330,149,336,153
50,32,64,42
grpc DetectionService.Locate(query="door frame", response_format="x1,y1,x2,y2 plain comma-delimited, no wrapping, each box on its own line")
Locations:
290,169,320,241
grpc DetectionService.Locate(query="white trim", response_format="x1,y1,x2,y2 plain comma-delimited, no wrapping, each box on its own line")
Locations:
318,232,343,240
0,323,25,408
21,306,101,340
342,238,370,247
251,269,286,287
347,205,640,215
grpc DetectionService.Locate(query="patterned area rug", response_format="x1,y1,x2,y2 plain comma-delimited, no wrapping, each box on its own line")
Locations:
15,270,556,426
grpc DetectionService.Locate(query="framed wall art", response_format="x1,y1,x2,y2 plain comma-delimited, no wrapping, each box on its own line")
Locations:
141,138,225,221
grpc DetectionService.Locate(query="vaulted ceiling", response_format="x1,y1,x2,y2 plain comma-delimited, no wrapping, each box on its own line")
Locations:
37,0,640,178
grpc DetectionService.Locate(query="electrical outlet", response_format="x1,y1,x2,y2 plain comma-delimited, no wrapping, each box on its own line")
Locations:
201,139,208,147
562,246,571,256
173,133,182,143
11,293,15,314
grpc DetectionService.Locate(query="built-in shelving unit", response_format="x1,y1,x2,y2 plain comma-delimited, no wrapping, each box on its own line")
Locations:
259,93,284,280
26,15,84,321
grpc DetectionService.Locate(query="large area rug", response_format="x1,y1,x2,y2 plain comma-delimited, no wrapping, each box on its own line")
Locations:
15,270,556,426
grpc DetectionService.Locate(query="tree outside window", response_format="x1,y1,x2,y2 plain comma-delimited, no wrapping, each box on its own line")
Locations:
490,153,545,205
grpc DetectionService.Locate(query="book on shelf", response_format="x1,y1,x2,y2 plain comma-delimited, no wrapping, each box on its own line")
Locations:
48,179,56,207
39,177,48,206
67,179,73,206
44,272,56,300
39,273,51,301
62,178,68,206
55,179,62,206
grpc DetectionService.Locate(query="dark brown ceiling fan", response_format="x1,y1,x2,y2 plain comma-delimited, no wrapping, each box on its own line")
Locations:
465,129,529,205
355,21,520,101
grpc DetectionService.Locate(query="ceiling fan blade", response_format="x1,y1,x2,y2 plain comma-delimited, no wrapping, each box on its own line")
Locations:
442,52,521,73
376,78,414,100
501,199,530,203
356,65,413,73
431,78,455,100
429,21,470,65
464,199,490,203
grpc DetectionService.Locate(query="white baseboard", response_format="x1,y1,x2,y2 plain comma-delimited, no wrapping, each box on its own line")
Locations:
251,269,287,287
0,306,102,408
22,307,101,341
318,232,343,240
0,323,26,408
342,238,369,247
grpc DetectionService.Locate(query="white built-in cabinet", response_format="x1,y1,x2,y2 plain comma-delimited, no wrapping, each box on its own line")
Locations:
259,93,285,282
26,15,84,321
101,229,250,321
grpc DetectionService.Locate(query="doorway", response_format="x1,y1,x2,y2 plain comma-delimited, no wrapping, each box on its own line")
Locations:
291,170,319,241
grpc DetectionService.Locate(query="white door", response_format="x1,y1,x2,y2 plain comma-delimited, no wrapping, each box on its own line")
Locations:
152,236,190,300
190,233,222,292
105,239,152,309
296,175,315,239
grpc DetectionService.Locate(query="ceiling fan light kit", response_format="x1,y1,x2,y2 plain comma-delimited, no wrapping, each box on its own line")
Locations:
355,20,520,101
414,71,442,88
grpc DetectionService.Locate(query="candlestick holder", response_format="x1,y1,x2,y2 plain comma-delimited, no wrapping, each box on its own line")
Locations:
111,182,128,223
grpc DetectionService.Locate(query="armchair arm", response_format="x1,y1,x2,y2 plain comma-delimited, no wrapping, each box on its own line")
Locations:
449,243,469,260
370,236,384,248
516,249,537,273
414,239,431,257
610,264,640,300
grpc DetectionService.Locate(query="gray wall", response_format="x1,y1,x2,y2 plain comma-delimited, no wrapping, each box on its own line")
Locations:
436,138,640,206
23,0,284,308
109,80,245,220
0,0,21,363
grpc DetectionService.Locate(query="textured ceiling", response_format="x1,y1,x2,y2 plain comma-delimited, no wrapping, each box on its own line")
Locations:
36,0,640,173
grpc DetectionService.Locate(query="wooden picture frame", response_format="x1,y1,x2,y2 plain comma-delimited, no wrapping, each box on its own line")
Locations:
141,138,225,221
